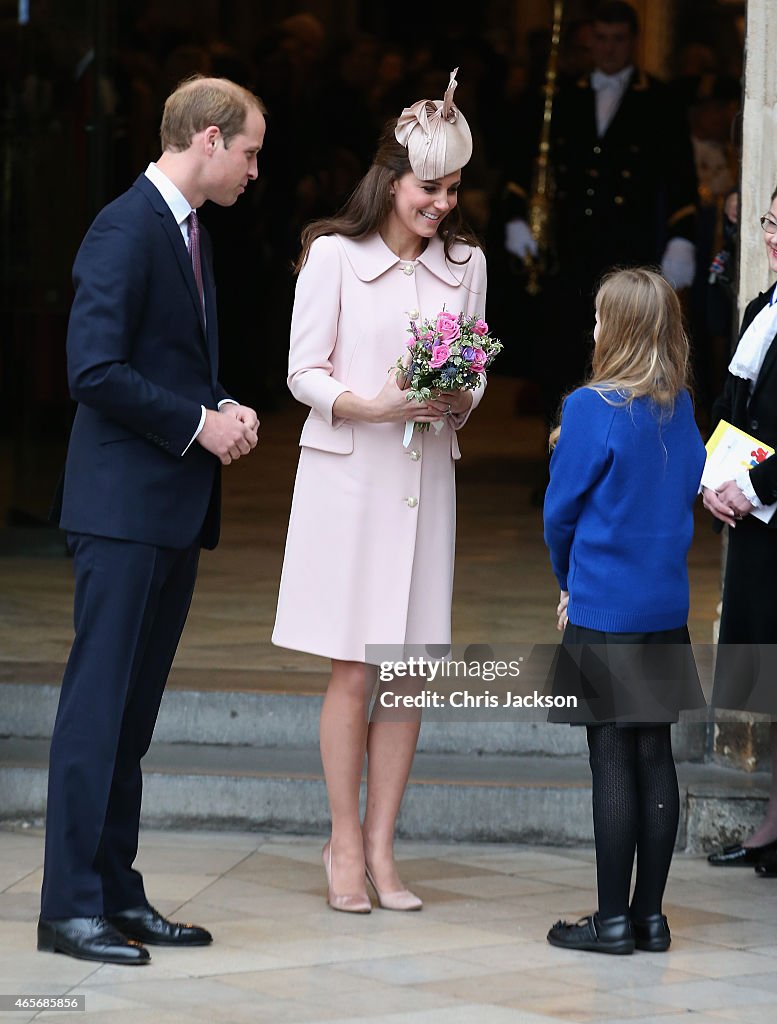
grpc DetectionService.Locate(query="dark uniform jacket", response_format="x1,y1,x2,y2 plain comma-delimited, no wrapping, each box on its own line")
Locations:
505,68,697,289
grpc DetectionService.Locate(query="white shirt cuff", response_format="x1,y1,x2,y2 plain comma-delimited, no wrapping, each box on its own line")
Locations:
218,399,238,408
736,471,764,508
182,405,207,455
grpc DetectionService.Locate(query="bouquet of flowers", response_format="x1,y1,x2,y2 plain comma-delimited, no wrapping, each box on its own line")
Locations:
396,309,503,445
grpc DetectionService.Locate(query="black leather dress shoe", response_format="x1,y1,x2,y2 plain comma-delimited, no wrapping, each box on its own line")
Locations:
37,916,150,965
547,913,634,954
631,913,671,952
107,904,212,946
707,838,777,866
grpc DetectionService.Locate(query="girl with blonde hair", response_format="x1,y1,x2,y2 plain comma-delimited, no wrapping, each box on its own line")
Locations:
543,267,706,955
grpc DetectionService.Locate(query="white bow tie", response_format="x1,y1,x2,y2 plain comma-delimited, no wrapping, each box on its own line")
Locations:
591,70,625,91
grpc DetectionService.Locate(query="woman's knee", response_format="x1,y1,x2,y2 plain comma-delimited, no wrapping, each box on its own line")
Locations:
329,660,377,702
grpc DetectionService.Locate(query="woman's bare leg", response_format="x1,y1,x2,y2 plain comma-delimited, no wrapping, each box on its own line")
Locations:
362,698,422,892
319,659,372,895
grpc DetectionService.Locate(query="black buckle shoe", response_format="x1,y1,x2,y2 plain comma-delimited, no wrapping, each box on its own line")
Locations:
107,904,212,946
37,916,150,965
547,912,634,955
707,838,777,866
631,912,671,952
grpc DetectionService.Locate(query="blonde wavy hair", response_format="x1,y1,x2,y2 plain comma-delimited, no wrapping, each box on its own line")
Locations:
550,267,691,448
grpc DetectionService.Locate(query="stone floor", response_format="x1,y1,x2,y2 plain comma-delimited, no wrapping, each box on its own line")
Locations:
0,380,763,1023
2,826,777,1024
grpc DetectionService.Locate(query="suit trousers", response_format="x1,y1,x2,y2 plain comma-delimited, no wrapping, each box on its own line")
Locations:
40,533,200,919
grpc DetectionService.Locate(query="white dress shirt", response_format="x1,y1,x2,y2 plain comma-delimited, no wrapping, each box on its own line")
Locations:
590,65,633,138
143,163,236,453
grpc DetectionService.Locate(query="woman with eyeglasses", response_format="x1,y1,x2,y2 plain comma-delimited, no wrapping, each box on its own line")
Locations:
704,186,777,875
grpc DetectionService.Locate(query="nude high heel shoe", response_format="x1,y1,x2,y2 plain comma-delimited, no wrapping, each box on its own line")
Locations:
365,866,423,911
322,841,371,914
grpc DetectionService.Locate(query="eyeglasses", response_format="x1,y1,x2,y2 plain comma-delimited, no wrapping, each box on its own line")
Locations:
760,215,777,235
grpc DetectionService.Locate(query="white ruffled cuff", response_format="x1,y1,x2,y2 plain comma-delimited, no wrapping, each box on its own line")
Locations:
736,471,764,509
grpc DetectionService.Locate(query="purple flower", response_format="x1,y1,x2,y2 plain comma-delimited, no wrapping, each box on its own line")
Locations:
461,346,476,362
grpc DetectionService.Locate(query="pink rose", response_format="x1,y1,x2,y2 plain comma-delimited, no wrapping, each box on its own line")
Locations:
472,319,489,336
429,342,450,368
471,348,488,373
436,312,461,342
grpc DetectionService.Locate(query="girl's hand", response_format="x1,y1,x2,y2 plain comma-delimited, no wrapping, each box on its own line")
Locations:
557,590,569,631
426,389,474,418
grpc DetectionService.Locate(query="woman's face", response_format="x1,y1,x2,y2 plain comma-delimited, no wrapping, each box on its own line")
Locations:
765,196,777,276
389,170,461,242
593,308,601,344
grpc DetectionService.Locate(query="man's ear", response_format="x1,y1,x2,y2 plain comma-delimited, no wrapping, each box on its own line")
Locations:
203,125,221,152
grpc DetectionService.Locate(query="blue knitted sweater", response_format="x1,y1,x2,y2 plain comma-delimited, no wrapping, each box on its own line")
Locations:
543,387,705,633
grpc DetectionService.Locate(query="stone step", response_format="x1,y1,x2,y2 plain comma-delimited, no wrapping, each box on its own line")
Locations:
0,681,708,760
0,737,767,852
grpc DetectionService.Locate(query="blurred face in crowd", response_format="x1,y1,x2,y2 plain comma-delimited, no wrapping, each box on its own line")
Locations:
591,20,636,75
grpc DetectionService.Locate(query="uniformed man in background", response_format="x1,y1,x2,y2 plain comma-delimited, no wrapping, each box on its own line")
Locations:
503,0,698,429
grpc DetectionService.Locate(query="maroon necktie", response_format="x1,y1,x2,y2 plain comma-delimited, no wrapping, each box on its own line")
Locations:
187,210,205,314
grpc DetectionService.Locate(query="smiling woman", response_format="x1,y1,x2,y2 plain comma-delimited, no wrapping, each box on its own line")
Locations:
386,170,462,250
272,69,488,919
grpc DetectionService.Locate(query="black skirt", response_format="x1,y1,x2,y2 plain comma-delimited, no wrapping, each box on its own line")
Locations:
713,518,777,716
548,623,706,726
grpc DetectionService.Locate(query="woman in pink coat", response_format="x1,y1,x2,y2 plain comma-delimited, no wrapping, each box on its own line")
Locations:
273,72,487,913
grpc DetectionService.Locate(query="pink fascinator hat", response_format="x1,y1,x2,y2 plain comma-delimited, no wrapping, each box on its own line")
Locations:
394,68,473,180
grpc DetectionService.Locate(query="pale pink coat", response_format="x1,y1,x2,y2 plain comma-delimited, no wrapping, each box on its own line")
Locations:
272,231,487,662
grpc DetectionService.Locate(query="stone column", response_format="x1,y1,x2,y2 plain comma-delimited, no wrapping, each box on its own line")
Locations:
713,0,777,773
738,0,777,300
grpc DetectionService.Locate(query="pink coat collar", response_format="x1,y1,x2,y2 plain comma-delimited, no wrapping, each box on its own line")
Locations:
336,232,467,285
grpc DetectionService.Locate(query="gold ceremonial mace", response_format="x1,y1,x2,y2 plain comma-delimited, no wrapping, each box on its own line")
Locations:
526,0,564,296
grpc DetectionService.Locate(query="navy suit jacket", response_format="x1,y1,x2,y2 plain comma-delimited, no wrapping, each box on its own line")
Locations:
55,174,230,550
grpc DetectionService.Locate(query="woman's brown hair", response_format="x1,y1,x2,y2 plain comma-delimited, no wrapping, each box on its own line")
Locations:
295,119,480,272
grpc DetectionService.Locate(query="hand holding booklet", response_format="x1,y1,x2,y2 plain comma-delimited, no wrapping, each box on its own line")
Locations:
702,419,776,524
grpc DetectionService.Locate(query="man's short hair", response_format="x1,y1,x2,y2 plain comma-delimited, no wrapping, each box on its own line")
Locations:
593,1,639,35
160,75,266,152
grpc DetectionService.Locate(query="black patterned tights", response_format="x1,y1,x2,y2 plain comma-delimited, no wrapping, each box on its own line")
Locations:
586,723,680,920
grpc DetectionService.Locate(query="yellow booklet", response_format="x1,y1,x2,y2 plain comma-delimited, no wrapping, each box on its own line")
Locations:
703,419,776,524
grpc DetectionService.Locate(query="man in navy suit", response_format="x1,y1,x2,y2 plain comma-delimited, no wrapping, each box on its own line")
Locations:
38,76,266,965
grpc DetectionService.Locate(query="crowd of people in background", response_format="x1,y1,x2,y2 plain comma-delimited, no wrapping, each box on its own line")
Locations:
2,2,744,417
